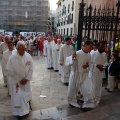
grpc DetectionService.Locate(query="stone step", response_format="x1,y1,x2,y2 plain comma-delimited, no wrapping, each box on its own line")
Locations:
0,91,120,120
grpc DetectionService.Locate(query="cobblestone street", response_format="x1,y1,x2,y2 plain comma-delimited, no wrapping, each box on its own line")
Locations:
0,56,120,120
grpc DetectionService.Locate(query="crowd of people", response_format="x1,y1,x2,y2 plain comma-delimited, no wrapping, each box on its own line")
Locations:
0,32,120,117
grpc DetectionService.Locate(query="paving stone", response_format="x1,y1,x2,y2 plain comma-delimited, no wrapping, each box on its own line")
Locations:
102,116,119,120
0,56,120,120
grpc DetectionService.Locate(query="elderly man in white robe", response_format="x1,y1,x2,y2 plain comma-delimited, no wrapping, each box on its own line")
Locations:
44,37,54,69
90,43,107,104
1,35,10,86
53,39,62,72
2,41,15,95
6,41,33,116
65,41,98,108
59,37,74,83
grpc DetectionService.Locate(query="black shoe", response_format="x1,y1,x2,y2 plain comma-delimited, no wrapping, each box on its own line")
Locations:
69,104,75,108
107,90,113,93
105,87,109,90
55,70,59,72
114,86,118,89
50,67,54,69
64,83,69,86
47,68,51,69
82,108,92,112
5,85,7,88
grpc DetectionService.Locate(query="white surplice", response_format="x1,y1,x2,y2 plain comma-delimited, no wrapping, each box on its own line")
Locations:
90,50,107,103
59,43,64,75
0,42,8,54
66,50,98,108
59,44,74,83
1,42,9,85
43,40,48,67
2,49,13,95
53,43,62,71
6,50,33,116
44,41,53,68
65,56,80,107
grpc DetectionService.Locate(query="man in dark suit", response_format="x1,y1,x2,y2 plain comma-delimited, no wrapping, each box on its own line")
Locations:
107,53,119,92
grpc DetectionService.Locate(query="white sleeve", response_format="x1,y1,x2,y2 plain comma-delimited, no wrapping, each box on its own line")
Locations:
6,57,22,84
103,53,108,66
59,46,64,64
43,43,47,56
25,56,33,81
2,56,7,76
65,56,73,66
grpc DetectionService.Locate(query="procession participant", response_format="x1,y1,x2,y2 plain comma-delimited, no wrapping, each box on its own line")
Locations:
90,42,107,104
54,39,62,72
66,40,97,108
1,35,10,86
6,41,33,116
43,37,48,67
43,37,53,69
0,35,10,54
2,41,15,95
59,37,74,83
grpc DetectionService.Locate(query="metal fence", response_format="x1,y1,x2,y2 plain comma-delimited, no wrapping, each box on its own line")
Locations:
77,0,120,51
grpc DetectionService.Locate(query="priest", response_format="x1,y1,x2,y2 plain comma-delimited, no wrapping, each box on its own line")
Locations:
2,41,15,95
59,37,74,83
65,41,98,108
6,41,33,116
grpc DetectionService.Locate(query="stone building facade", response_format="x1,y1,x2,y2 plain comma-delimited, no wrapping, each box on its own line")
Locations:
0,0,50,32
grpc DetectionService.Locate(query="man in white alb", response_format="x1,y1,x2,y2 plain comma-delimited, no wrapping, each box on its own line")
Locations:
2,41,15,95
53,39,62,72
66,41,98,108
90,42,107,104
1,35,10,86
6,41,33,116
59,37,74,83
44,37,53,69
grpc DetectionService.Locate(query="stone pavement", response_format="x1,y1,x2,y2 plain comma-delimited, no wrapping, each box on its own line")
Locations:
0,56,120,120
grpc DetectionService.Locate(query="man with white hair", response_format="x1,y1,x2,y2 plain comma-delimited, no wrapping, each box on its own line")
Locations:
6,41,33,116
1,35,10,86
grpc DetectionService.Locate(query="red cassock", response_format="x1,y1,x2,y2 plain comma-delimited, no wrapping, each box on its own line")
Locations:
38,39,44,51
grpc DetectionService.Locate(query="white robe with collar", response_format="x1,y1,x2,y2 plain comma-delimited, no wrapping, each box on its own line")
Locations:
59,44,74,83
0,42,8,54
53,43,62,71
65,50,98,108
2,49,13,95
44,41,53,68
90,50,107,103
6,50,33,116
1,42,9,85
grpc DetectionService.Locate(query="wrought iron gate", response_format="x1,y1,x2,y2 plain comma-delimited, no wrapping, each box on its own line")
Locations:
77,0,120,51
